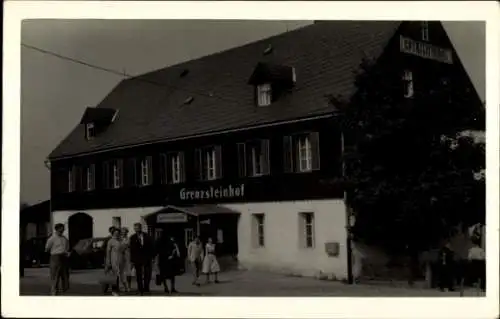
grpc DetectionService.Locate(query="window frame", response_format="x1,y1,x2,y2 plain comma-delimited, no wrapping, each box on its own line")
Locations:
297,134,313,172
86,123,95,140
140,158,149,186
403,69,414,98
283,132,320,174
196,145,222,181
85,164,95,191
170,152,182,184
237,139,270,178
256,83,272,107
253,213,265,248
299,212,315,249
206,148,217,181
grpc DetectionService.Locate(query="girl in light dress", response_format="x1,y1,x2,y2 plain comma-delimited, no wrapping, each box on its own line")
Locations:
119,227,133,292
202,237,220,284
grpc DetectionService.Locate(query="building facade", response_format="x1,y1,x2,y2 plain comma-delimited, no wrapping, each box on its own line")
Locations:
47,21,482,279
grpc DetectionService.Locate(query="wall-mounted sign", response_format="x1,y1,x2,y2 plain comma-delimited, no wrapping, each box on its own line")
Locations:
400,36,453,64
180,184,245,201
157,212,188,223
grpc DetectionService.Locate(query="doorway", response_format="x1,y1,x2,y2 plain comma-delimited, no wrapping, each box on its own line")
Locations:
68,212,93,248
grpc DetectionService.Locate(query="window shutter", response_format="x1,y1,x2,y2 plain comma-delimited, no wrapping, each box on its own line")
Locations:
179,152,186,182
310,132,320,170
147,156,153,185
90,164,96,190
166,154,173,184
74,166,81,191
117,159,124,187
215,145,223,179
261,139,270,175
237,143,247,177
195,149,202,181
159,154,167,184
102,161,110,189
283,136,294,173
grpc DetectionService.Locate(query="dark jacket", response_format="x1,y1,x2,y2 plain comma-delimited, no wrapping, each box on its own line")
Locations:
129,232,154,264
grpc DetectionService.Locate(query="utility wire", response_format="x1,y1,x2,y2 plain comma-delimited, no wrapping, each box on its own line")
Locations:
21,42,239,104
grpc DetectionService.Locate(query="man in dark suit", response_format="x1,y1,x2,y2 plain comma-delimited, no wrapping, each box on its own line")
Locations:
129,223,154,295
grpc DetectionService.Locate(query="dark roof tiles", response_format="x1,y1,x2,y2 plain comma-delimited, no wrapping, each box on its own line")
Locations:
49,21,401,160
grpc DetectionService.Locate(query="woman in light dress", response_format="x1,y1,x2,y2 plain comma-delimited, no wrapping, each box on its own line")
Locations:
119,227,132,292
105,228,123,296
202,237,220,284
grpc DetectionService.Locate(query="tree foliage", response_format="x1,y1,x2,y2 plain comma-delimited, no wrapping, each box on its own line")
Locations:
329,59,485,253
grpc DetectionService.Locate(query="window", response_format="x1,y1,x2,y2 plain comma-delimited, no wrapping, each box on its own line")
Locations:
160,152,185,184
86,123,95,140
237,139,270,177
403,70,414,98
283,132,320,173
421,21,429,41
297,135,312,172
196,146,222,181
112,216,121,229
103,160,123,189
252,214,265,248
299,213,315,248
139,156,153,186
113,162,121,188
257,83,272,106
85,164,95,191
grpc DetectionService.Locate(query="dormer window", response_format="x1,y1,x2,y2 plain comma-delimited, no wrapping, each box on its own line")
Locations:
257,84,272,107
86,123,95,140
421,21,429,41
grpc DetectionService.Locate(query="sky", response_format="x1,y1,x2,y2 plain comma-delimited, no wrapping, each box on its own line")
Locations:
20,20,485,205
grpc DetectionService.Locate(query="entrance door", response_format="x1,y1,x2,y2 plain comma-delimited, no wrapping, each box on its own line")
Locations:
68,213,93,249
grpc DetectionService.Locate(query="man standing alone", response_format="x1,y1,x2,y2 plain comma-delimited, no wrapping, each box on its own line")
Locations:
45,223,70,295
129,223,154,295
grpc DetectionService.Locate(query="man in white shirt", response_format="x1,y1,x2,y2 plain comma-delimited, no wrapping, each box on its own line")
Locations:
45,223,70,295
187,237,204,286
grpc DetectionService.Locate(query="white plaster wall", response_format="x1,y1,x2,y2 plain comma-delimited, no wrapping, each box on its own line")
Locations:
223,199,348,280
51,206,162,238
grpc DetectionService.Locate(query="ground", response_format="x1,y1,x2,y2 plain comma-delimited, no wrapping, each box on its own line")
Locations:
20,267,484,297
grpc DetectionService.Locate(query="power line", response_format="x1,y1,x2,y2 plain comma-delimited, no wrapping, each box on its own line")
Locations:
21,42,239,104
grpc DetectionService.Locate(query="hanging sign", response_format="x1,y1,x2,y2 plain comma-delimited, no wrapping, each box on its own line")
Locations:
157,213,188,223
400,36,453,64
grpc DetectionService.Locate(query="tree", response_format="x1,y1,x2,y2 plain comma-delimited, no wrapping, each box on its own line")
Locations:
329,59,485,254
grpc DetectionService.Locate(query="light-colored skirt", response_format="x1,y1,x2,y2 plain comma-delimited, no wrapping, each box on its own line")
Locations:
202,254,220,274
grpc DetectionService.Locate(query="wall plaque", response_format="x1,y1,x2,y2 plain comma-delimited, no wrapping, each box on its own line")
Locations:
400,36,453,64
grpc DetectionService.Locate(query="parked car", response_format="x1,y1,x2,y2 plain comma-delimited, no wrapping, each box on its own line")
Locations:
24,236,49,268
69,237,109,269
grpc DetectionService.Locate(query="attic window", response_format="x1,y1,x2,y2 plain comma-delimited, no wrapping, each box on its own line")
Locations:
403,70,414,98
421,21,429,41
263,45,273,55
257,84,272,107
184,96,194,105
180,69,189,77
86,123,95,140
